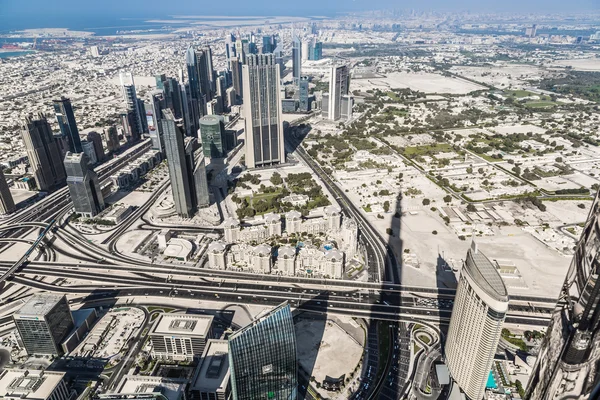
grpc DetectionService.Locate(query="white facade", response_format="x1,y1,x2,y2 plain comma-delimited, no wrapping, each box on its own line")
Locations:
207,241,227,270
276,246,297,276
296,246,344,279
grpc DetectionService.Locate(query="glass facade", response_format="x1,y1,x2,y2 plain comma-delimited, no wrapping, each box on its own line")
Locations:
228,302,297,400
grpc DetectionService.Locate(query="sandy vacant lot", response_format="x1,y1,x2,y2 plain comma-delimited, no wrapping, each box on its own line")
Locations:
351,71,486,94
551,58,600,71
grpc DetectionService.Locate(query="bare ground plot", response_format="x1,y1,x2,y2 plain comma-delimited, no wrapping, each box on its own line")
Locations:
550,59,600,72
450,64,548,87
350,72,486,94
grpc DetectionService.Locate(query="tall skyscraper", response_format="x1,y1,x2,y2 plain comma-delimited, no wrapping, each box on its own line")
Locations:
242,54,285,169
312,41,323,61
186,47,210,136
193,155,210,209
105,126,120,153
445,241,509,400
64,152,104,218
298,76,310,112
292,35,302,85
21,114,67,192
53,97,83,154
200,115,226,159
0,169,15,215
87,131,104,162
327,65,350,121
149,90,167,151
120,72,144,139
13,293,75,356
262,35,277,54
230,57,242,105
235,40,245,64
228,302,297,400
81,140,98,165
527,194,600,400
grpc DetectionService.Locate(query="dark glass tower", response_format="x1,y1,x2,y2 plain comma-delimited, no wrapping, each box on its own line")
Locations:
64,152,104,218
292,35,302,85
53,97,82,154
527,193,600,399
228,302,297,400
229,57,242,104
199,115,226,159
298,76,310,112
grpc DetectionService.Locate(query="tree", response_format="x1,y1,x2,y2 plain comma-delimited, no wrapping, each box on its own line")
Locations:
515,380,525,398
270,172,283,185
432,230,438,235
386,228,393,235
383,201,390,212
467,204,477,212
422,198,430,206
466,167,473,174
443,195,452,203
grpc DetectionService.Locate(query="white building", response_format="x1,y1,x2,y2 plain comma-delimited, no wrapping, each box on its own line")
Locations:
276,245,297,275
108,375,188,400
207,241,227,270
252,244,273,273
0,370,72,400
190,339,231,400
149,314,213,361
223,218,240,242
157,229,172,250
445,241,509,400
296,246,344,278
285,205,342,235
341,218,358,259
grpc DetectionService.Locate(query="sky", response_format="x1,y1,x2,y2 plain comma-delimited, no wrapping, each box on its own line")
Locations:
1,0,597,18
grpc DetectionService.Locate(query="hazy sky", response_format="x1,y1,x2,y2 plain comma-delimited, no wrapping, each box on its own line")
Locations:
1,0,597,20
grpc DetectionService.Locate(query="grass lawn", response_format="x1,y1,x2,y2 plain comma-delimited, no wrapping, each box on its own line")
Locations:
403,143,453,157
147,306,175,313
504,89,536,98
525,101,557,108
387,91,401,101
477,153,503,162
413,343,421,354
419,334,431,344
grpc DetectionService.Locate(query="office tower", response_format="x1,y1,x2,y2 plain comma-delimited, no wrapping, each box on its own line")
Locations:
105,126,120,153
13,293,75,356
0,169,15,214
149,90,166,151
200,115,226,159
81,140,98,165
225,87,236,110
262,35,277,54
525,24,537,38
21,114,67,192
273,45,285,77
215,75,226,113
186,47,206,136
292,35,302,85
87,131,104,162
341,95,354,121
298,76,310,112
226,34,236,61
162,109,196,218
445,241,509,400
527,193,600,400
90,45,100,57
193,155,210,208
301,40,310,62
121,110,140,144
242,54,285,169
328,65,350,121
235,40,245,64
53,97,83,154
190,339,231,400
155,74,167,89
241,39,251,60
230,57,242,105
180,74,194,137
120,72,144,138
149,314,213,361
163,78,185,120
64,152,104,218
228,302,297,400
312,41,323,61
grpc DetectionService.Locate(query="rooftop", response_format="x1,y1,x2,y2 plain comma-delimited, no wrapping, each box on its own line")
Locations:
150,314,213,338
191,340,230,393
163,238,193,260
14,293,66,318
0,369,66,400
464,241,509,303
112,375,188,400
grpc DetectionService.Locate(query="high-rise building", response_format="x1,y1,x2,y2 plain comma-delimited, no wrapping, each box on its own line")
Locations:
0,169,15,214
228,302,297,400
199,115,226,159
149,314,213,361
235,40,245,64
242,54,285,169
13,293,75,356
301,40,310,62
81,140,98,165
193,155,210,209
120,110,140,144
186,47,208,136
64,152,104,218
190,339,232,400
445,241,509,400
21,114,67,192
298,76,310,112
292,35,302,85
120,72,144,139
262,35,277,54
312,41,323,61
53,97,83,154
327,65,350,121
162,110,196,218
149,90,166,151
527,193,600,400
230,56,242,105
105,126,120,153
341,95,354,121
87,131,104,162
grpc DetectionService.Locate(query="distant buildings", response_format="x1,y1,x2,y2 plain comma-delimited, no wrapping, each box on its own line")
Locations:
149,314,213,361
262,34,277,54
228,302,297,400
0,169,15,214
292,35,302,85
242,54,285,169
161,109,209,218
14,293,75,356
326,65,351,121
200,115,226,159
229,57,242,105
53,97,82,154
525,24,537,38
64,152,105,218
527,194,600,399
21,113,67,192
445,241,509,400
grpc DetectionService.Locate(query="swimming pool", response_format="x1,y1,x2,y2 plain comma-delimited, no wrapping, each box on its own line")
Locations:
486,371,498,390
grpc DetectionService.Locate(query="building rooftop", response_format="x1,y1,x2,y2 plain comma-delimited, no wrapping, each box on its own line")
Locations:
208,241,227,253
163,238,193,260
0,369,66,400
111,375,188,400
191,339,230,393
464,241,509,303
150,314,213,338
14,293,66,318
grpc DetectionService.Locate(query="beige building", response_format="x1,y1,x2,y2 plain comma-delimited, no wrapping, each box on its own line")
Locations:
0,370,72,400
445,241,509,400
149,314,213,361
190,339,231,400
207,241,227,270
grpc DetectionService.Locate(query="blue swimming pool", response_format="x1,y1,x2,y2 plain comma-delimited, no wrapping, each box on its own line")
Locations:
486,371,498,390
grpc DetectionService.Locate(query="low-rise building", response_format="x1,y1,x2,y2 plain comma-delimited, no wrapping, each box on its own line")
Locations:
207,241,227,270
163,238,193,261
149,314,213,361
190,339,231,400
0,369,72,400
106,375,188,400
99,204,133,224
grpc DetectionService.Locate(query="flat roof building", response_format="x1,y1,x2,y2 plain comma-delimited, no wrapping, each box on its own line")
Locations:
149,314,213,361
190,339,231,400
104,376,187,400
0,369,72,400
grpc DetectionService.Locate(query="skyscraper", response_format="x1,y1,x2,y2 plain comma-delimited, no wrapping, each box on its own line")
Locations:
120,72,144,139
242,54,285,169
292,35,302,85
105,126,120,153
53,97,82,154
149,90,167,151
186,47,211,136
527,193,600,400
262,35,277,54
445,241,509,400
298,76,310,112
0,169,15,215
21,114,67,192
312,41,323,61
327,65,350,121
193,155,210,209
64,152,104,218
228,302,297,400
81,140,98,165
200,115,226,159
87,131,104,162
13,293,75,356
230,56,242,105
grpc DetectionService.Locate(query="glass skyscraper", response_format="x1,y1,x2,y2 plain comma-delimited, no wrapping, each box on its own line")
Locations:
64,152,104,218
228,302,297,400
527,193,600,399
53,97,82,154
199,115,226,159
